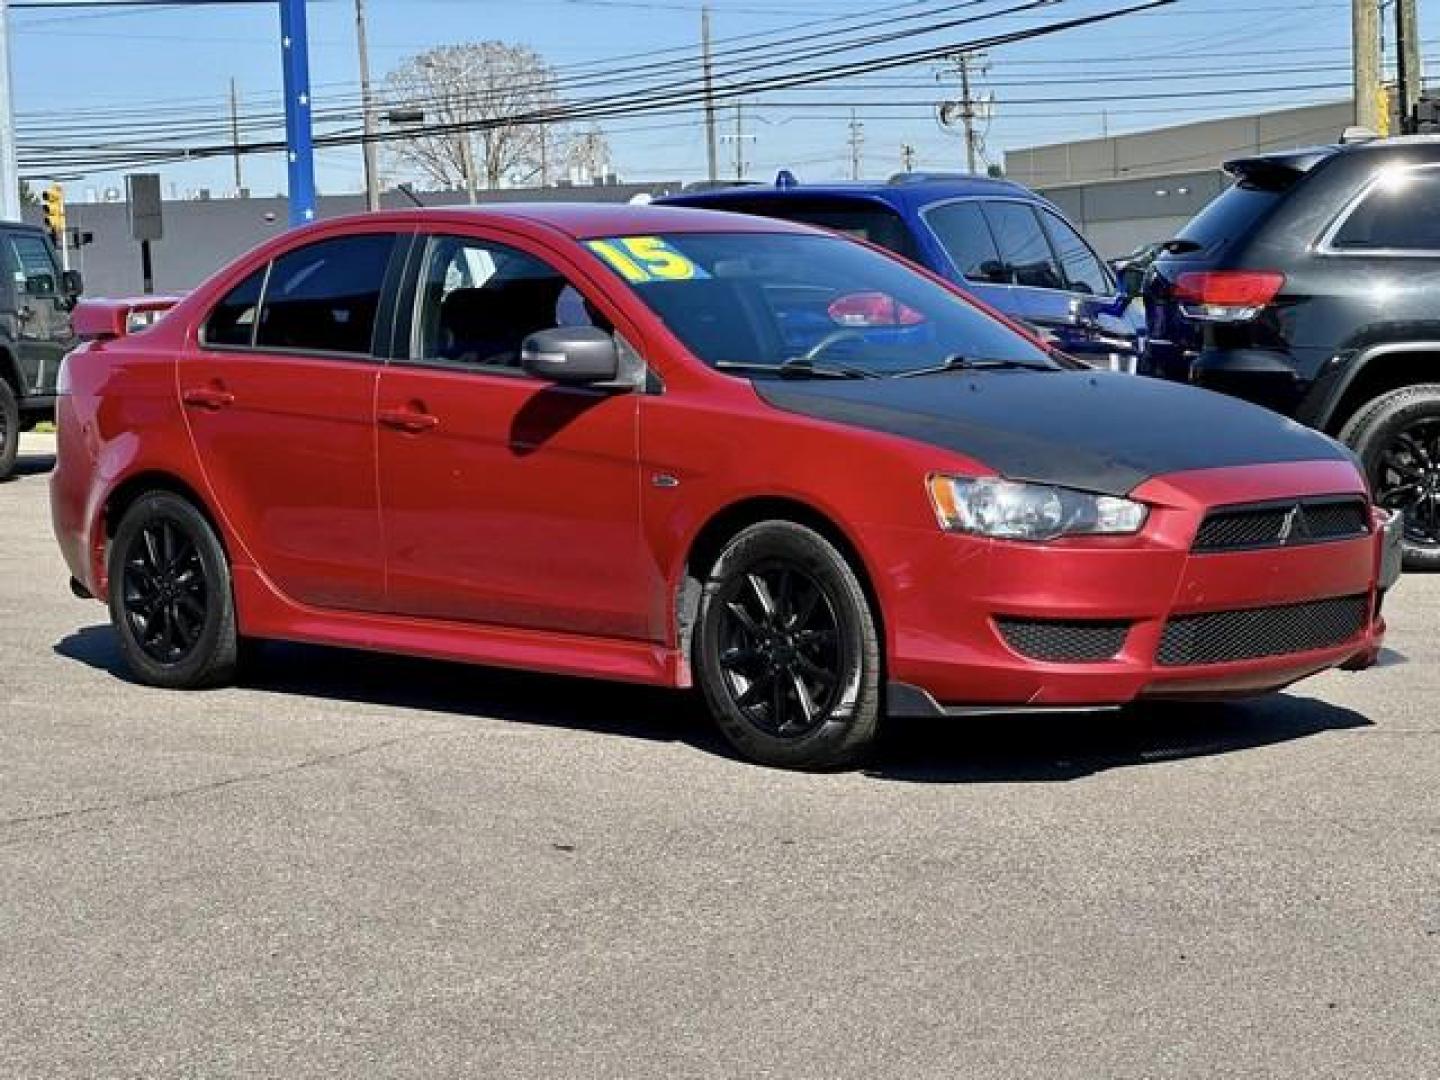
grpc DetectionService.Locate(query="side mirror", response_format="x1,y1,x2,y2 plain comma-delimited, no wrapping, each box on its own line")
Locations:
1118,264,1146,299
61,269,83,297
521,326,620,385
25,273,56,297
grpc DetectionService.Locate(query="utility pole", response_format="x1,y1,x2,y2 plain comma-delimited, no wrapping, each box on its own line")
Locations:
1352,0,1383,131
229,78,244,193
0,0,20,222
701,4,719,183
847,109,864,181
1395,0,1422,134
901,143,917,172
721,101,753,181
958,52,980,174
354,0,380,211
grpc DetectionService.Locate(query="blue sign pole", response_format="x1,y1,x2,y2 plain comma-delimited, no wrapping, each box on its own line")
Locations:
279,0,316,227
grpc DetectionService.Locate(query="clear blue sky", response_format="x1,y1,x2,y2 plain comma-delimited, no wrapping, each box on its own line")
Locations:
9,0,1403,200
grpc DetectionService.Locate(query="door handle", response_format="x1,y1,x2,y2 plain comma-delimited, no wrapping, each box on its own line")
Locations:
377,406,440,433
182,385,235,410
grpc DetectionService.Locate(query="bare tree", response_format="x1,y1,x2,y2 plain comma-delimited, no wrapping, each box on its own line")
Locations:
384,42,562,200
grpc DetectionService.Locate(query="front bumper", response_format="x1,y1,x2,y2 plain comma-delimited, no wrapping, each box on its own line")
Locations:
877,461,1394,716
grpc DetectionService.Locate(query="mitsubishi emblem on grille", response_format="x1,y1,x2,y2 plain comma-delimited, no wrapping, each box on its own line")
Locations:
1276,505,1301,545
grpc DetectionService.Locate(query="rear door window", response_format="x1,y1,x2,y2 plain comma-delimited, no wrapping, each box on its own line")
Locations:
1331,168,1440,251
255,233,397,356
923,201,1006,283
981,202,1065,290
1039,209,1112,295
203,267,267,347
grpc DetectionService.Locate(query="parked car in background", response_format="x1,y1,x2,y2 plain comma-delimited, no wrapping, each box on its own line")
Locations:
660,172,1144,371
1109,240,1165,297
0,222,80,478
51,205,1400,771
1144,136,1440,569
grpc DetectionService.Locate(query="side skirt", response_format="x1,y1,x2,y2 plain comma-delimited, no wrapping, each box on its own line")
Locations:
232,565,685,688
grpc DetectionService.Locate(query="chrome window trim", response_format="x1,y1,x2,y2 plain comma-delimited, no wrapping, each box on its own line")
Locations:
1316,161,1440,256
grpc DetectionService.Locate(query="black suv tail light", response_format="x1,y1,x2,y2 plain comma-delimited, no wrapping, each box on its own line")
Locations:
1173,271,1285,322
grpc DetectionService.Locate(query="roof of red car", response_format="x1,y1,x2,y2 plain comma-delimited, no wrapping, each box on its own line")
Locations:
349,202,818,240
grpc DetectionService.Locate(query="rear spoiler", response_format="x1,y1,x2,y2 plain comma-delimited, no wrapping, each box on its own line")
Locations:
73,296,183,341
1222,146,1337,191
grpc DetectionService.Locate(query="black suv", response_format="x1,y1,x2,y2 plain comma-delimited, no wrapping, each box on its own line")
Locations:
1145,136,1440,568
0,222,80,479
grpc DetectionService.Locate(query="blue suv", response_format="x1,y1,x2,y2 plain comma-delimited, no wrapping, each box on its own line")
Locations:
660,173,1143,370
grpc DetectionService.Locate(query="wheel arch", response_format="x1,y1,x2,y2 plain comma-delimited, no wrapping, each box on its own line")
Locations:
1319,342,1440,436
674,495,886,676
100,470,232,565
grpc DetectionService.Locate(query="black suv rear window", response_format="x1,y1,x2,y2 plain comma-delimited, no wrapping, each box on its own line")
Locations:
683,197,921,262
1175,183,1283,252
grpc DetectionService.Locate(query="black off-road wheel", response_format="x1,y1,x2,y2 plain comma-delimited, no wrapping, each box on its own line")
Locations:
1341,384,1440,571
107,491,240,689
0,379,18,481
694,521,882,771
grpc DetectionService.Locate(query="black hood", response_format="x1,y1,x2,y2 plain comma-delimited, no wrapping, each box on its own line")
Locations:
755,369,1351,497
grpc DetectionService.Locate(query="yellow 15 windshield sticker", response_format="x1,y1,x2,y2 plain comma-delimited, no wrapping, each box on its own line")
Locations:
587,237,708,283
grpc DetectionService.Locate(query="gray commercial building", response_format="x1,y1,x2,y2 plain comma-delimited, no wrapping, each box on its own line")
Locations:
22,182,683,299
1004,101,1358,257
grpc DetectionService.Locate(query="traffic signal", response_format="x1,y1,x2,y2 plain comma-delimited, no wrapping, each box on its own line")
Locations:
41,184,65,241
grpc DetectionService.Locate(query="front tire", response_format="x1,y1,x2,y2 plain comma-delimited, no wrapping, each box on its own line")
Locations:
0,379,18,481
1341,384,1440,571
694,521,882,770
107,491,239,689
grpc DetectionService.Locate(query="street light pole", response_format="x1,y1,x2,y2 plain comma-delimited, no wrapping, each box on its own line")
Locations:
280,0,317,226
0,0,21,222
354,0,380,211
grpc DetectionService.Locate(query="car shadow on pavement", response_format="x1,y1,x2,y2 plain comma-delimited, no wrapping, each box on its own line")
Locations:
54,626,727,754
57,623,1372,781
866,695,1373,783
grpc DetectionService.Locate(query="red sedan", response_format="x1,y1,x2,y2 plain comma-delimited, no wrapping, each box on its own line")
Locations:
51,205,1402,769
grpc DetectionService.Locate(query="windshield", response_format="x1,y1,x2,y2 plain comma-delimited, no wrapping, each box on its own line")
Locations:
584,232,1054,378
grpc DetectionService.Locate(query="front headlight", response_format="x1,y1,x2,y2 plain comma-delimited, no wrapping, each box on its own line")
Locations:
927,475,1148,541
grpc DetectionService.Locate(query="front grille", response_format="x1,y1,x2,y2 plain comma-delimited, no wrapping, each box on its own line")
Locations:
1193,497,1369,552
996,618,1130,663
1157,595,1369,667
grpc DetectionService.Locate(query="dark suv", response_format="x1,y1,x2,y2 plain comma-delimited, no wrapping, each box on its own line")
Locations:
1145,136,1440,568
0,222,80,478
661,174,1143,371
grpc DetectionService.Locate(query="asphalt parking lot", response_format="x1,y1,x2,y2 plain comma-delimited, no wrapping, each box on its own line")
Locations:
2,432,1437,1079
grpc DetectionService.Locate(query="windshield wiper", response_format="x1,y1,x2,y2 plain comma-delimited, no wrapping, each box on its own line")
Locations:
714,359,879,380
894,354,1055,378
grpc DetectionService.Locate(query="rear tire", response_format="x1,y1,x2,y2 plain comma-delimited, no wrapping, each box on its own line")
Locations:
107,491,239,689
1341,383,1440,571
694,521,882,770
0,379,18,481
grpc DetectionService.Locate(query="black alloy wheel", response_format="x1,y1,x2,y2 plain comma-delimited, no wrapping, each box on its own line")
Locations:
107,491,240,688
695,521,882,770
1374,418,1440,548
1342,384,1440,570
0,378,18,481
715,563,844,739
121,517,210,664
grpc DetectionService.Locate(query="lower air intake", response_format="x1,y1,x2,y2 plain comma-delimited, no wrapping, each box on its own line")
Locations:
996,618,1130,663
1157,595,1369,667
